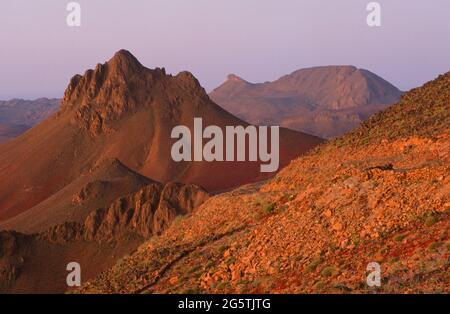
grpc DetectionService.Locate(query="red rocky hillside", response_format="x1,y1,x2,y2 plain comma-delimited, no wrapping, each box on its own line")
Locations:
78,71,449,294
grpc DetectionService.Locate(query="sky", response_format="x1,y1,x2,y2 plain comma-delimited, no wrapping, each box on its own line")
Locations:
0,0,449,99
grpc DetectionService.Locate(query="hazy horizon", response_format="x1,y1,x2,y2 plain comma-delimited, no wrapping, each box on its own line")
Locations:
0,0,449,99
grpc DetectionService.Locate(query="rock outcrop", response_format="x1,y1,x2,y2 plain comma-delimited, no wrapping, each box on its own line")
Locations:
0,180,210,293
43,182,210,243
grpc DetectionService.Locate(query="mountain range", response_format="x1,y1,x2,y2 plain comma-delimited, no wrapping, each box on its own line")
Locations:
0,98,59,143
0,66,402,143
0,50,447,294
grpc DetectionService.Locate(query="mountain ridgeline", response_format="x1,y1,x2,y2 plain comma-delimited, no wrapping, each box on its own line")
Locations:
0,98,59,143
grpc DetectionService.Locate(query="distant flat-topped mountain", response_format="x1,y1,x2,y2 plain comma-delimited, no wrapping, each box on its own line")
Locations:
210,66,402,138
0,50,321,221
0,98,60,143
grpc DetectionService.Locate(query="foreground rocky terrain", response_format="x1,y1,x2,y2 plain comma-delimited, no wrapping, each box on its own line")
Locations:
78,71,449,294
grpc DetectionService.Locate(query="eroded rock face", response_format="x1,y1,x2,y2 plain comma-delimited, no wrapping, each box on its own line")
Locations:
0,231,27,291
84,183,163,240
43,182,210,243
43,222,84,243
0,181,209,293
72,180,112,204
60,50,198,137
61,51,144,136
154,182,211,236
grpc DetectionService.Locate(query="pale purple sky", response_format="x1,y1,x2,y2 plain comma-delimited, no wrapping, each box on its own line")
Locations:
0,0,449,99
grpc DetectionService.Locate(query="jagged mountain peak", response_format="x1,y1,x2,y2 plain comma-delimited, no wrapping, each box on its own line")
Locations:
108,49,144,72
61,50,162,110
59,50,206,136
